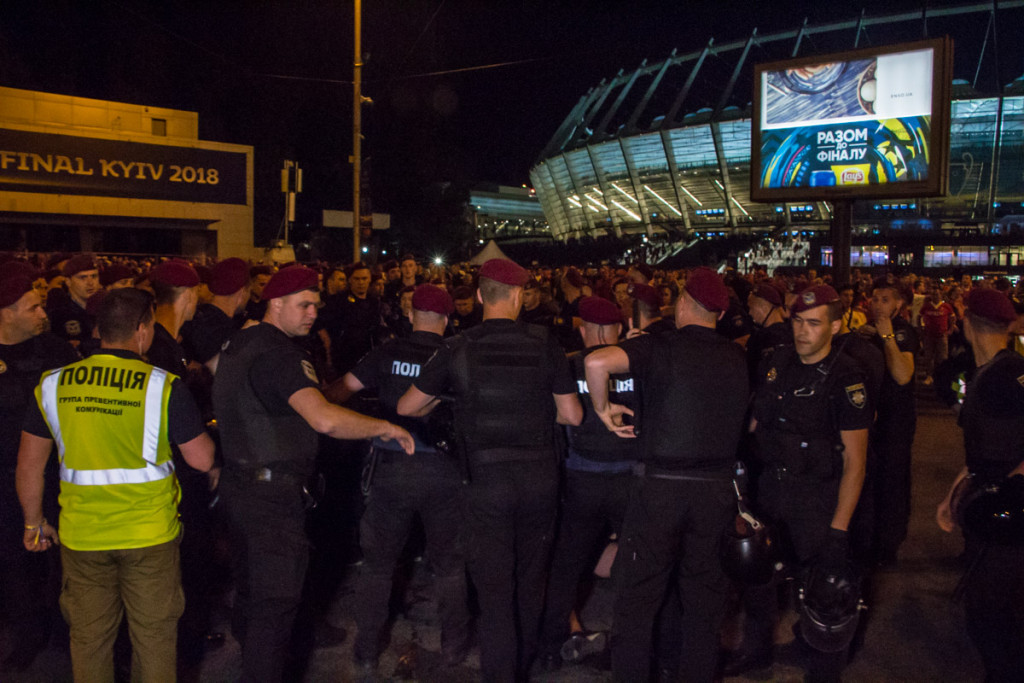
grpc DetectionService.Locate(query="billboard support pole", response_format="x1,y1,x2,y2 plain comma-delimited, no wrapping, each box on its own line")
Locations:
832,199,852,284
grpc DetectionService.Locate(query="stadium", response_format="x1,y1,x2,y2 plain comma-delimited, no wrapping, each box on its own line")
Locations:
528,2,1024,275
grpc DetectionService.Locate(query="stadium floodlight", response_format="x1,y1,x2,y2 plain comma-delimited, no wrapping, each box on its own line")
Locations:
591,188,604,195
679,185,703,207
586,194,609,210
731,197,751,217
433,256,444,265
567,196,583,208
643,185,683,216
610,182,640,204
611,199,641,221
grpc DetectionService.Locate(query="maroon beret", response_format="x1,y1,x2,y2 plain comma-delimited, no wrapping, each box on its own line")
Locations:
412,284,454,316
262,265,319,301
45,253,69,270
752,282,785,308
965,288,1017,326
628,282,662,310
209,258,250,296
579,296,622,325
452,286,475,301
563,267,586,289
0,275,33,308
100,264,135,288
685,267,730,313
150,261,200,288
6,261,39,282
479,258,529,287
63,254,98,278
790,285,839,314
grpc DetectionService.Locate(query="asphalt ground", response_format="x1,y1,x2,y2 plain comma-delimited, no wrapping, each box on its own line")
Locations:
2,383,984,682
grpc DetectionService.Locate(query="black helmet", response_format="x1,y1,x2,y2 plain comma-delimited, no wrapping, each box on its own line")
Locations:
959,474,1024,546
720,482,778,586
798,565,864,653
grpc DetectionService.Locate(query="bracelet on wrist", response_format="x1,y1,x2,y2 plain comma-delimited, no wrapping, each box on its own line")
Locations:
880,333,895,340
24,518,46,531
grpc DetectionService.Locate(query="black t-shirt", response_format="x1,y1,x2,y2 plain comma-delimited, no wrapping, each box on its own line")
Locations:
871,316,919,412
959,349,1024,480
47,299,94,346
22,350,206,446
147,323,188,378
0,333,78,468
747,321,793,387
181,303,240,364
247,326,321,414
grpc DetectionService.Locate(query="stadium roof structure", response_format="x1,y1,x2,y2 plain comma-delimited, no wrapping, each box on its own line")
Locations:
530,1,1024,242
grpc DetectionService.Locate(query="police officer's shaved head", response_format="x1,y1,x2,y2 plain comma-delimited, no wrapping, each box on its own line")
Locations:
97,288,154,343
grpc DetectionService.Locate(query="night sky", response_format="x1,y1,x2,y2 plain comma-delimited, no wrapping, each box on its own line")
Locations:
1,1,1008,254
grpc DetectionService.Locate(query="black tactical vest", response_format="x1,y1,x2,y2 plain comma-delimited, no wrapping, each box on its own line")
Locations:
213,324,319,476
449,320,555,462
566,349,637,462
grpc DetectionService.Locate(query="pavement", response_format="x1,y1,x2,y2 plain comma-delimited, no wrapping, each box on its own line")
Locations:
1,384,985,682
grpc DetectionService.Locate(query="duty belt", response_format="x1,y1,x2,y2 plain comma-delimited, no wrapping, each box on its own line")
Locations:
230,465,308,488
634,462,733,481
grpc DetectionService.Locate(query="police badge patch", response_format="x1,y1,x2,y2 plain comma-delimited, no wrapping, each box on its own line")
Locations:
846,383,867,409
65,320,82,337
766,367,778,383
301,360,318,383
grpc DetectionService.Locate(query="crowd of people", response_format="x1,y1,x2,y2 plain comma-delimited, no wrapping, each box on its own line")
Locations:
2,248,1023,682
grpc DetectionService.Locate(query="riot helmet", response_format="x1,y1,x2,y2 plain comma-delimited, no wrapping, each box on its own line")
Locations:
798,564,864,653
720,480,778,586
959,474,1024,546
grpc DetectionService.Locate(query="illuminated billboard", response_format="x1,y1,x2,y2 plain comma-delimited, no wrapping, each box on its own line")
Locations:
750,38,951,202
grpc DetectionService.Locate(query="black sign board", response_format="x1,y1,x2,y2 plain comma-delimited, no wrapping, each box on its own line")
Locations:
0,128,248,205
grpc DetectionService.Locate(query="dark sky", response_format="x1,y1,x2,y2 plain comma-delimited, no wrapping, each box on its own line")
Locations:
1,0,1007,248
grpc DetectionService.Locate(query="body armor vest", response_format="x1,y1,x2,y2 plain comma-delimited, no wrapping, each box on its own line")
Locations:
213,324,319,476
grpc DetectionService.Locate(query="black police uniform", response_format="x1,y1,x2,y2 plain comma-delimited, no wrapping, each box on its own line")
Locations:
554,296,583,352
0,333,76,667
47,297,93,348
611,325,748,682
413,318,575,682
868,317,918,564
746,320,793,387
212,323,321,683
744,345,872,679
181,303,242,367
325,294,386,376
539,347,636,660
958,349,1024,682
448,307,482,335
348,330,469,665
519,304,554,327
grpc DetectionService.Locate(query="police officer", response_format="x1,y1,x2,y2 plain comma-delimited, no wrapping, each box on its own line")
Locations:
936,288,1024,683
324,262,387,376
625,282,673,336
0,268,77,671
327,284,469,674
745,282,792,385
398,258,582,683
47,254,100,348
212,265,414,683
584,267,749,683
181,257,250,375
859,277,918,567
17,288,216,682
518,278,555,327
147,261,200,378
449,285,482,334
538,295,637,668
727,285,871,681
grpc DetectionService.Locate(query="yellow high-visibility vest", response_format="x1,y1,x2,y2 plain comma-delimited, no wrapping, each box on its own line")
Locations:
36,354,180,551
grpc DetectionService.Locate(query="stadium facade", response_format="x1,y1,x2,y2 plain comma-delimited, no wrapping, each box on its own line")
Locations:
529,2,1024,273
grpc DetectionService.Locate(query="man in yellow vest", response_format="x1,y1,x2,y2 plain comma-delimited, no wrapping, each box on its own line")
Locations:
15,287,215,682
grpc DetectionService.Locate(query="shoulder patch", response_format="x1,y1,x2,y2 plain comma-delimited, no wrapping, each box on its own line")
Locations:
64,320,81,337
766,367,777,383
846,382,867,409
301,359,318,383
0,359,7,374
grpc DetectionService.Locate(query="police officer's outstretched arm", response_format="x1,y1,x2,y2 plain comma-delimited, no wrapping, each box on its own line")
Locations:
582,345,635,437
290,386,415,454
396,385,440,418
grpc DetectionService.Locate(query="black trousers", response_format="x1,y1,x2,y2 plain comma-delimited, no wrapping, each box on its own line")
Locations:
964,542,1024,683
464,457,559,683
540,468,630,657
352,452,468,661
611,475,735,683
871,406,916,561
221,475,309,683
741,472,846,682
